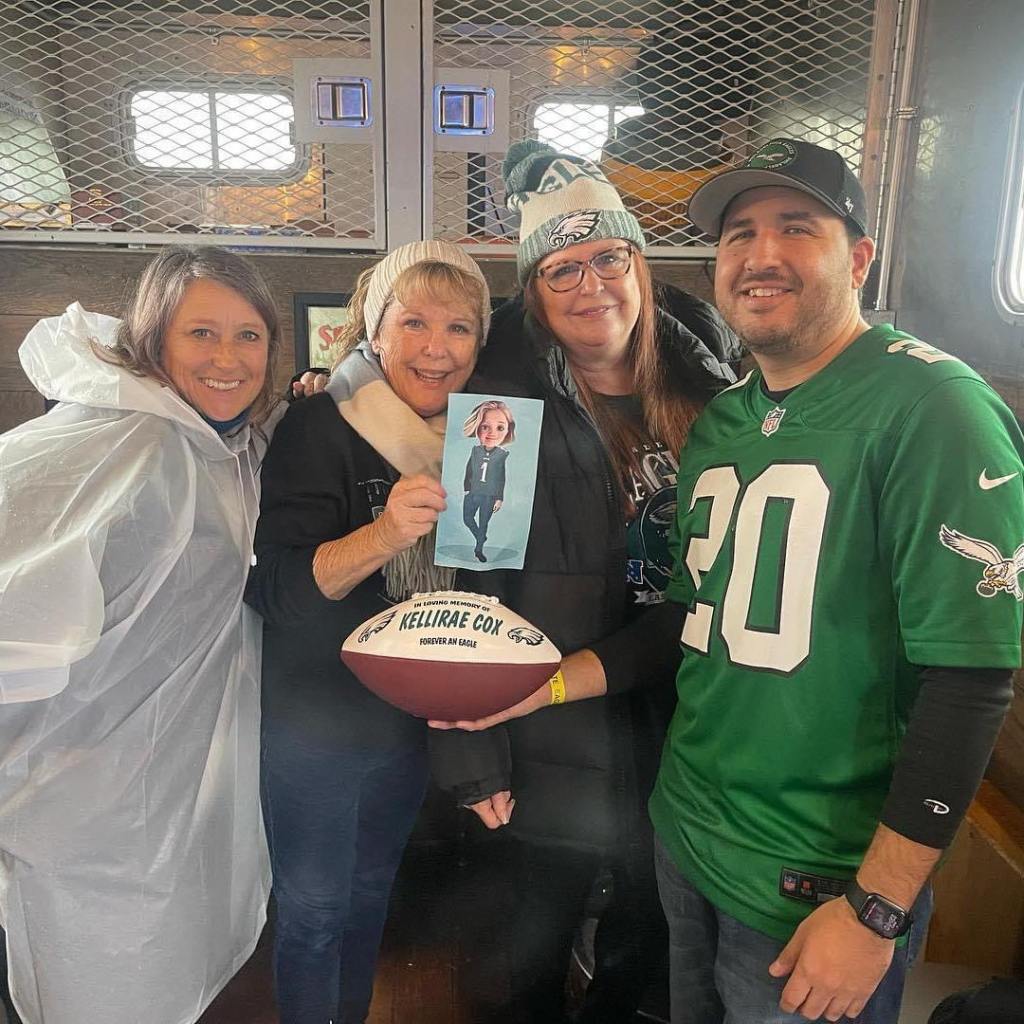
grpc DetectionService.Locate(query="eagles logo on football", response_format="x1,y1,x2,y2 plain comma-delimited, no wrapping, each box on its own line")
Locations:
358,608,397,643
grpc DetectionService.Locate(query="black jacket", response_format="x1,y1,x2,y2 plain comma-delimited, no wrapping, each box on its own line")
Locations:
246,394,424,752
432,284,738,854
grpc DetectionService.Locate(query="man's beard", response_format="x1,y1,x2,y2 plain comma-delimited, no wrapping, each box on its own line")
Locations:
740,327,800,356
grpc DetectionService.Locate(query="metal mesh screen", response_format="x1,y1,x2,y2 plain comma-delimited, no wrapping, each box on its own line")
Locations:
432,0,880,252
0,0,378,246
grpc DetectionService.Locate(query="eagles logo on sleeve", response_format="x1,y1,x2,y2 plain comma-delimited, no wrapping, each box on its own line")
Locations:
939,524,1024,600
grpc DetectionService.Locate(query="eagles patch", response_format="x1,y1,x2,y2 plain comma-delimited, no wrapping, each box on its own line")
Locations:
360,477,391,520
939,524,1024,600
747,139,797,170
548,210,601,249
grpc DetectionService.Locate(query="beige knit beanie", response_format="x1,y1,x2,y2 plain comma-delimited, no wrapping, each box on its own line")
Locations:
362,240,491,345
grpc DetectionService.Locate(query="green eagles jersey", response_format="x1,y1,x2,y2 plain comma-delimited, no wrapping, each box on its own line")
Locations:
650,324,1024,942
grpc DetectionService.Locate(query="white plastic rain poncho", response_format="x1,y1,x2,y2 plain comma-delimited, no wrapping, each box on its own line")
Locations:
0,304,272,1024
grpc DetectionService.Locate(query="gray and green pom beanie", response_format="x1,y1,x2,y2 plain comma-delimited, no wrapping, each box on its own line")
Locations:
502,140,646,284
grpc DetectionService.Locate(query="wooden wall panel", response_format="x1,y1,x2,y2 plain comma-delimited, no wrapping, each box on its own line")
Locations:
983,371,1024,422
927,781,1024,973
988,670,1024,812
0,316,40,387
0,250,139,318
0,391,45,435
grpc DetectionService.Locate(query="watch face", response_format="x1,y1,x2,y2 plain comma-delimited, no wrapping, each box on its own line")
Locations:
861,895,905,938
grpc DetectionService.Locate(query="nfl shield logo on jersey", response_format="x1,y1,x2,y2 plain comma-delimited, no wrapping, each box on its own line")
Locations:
761,406,786,437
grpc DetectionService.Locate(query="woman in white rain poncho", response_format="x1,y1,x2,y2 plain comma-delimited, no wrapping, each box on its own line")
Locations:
0,247,281,1024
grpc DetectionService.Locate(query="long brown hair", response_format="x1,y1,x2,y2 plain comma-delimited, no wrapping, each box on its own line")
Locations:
97,245,282,427
525,247,701,510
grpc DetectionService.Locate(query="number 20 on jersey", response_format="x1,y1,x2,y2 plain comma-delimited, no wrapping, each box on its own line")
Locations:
681,463,831,674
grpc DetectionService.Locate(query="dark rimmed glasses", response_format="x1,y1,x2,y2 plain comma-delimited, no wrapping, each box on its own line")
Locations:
535,244,634,293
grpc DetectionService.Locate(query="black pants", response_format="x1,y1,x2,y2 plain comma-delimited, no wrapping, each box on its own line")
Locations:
506,832,667,1024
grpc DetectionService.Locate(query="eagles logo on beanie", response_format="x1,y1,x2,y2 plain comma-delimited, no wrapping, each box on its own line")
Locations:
502,139,646,284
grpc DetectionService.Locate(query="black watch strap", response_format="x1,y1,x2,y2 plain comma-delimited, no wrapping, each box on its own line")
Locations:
844,879,911,939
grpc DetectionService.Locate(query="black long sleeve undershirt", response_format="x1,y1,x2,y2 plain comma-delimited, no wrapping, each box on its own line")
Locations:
595,608,1014,850
591,598,686,697
881,664,1013,848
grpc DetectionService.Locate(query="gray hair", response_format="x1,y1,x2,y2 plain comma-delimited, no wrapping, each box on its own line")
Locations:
98,245,282,426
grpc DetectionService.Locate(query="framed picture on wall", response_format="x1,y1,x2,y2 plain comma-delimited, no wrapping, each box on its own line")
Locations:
293,292,351,372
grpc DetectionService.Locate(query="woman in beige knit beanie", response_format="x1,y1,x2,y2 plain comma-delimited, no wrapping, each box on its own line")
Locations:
248,240,489,1024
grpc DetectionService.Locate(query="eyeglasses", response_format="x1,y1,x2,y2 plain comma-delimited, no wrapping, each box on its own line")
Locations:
535,245,634,293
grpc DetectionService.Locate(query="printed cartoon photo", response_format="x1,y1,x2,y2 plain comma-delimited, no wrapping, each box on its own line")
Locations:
462,400,515,562
435,392,543,572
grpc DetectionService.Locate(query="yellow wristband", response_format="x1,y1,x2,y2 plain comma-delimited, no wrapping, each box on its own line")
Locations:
549,670,566,705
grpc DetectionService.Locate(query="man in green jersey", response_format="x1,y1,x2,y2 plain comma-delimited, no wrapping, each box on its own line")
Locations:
647,139,1024,1022
431,138,1023,1023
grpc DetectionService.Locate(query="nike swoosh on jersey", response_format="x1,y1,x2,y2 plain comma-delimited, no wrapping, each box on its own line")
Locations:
978,469,1019,490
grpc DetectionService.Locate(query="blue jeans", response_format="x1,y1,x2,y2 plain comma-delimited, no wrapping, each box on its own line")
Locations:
654,836,932,1024
261,724,428,1024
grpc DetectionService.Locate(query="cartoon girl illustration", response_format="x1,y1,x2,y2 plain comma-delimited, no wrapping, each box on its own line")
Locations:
462,400,516,562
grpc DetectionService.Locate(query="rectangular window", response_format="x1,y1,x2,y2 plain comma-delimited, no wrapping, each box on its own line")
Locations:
126,87,302,177
0,94,71,228
532,100,644,165
995,84,1024,321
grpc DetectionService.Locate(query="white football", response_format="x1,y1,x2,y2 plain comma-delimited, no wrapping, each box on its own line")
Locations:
341,591,561,720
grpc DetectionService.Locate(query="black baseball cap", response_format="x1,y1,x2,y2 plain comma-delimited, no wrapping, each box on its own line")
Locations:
687,137,869,239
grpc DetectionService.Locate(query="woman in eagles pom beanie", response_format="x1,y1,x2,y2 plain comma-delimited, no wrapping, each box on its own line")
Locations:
430,140,740,1023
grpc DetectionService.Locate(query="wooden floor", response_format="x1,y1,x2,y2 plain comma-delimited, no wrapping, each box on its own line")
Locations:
1,828,522,1024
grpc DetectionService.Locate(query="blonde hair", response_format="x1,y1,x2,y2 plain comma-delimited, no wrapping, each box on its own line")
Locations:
334,259,488,367
525,246,701,511
96,245,281,427
463,399,517,444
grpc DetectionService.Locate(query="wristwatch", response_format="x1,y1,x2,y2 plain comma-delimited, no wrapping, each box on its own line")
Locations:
844,879,911,939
